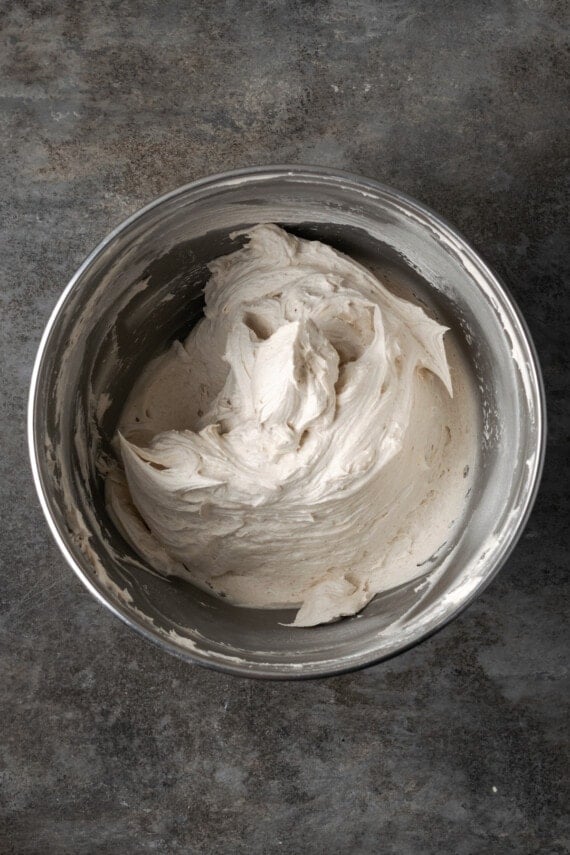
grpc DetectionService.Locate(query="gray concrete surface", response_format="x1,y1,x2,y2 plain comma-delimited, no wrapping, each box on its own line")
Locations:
1,1,568,853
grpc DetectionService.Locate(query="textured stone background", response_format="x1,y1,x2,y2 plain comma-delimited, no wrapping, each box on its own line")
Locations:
1,1,568,853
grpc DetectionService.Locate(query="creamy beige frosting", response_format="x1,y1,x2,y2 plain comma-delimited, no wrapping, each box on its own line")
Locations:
106,224,476,626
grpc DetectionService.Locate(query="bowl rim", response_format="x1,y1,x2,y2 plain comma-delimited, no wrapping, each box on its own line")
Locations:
28,164,547,679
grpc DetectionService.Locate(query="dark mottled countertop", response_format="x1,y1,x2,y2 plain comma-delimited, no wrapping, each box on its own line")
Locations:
1,2,568,853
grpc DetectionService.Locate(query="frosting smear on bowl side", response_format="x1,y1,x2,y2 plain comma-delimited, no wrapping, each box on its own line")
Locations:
106,224,476,626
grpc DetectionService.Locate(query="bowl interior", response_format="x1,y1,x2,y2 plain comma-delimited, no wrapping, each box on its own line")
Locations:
30,169,543,676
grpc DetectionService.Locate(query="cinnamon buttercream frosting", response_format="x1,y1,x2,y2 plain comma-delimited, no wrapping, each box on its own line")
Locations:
106,224,476,626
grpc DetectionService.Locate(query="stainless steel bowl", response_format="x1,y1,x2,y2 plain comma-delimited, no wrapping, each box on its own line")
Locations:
28,166,545,678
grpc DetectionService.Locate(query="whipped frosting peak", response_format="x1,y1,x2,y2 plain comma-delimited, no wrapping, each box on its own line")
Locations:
106,224,475,626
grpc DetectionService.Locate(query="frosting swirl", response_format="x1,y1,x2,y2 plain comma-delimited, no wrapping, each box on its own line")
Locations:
107,224,474,626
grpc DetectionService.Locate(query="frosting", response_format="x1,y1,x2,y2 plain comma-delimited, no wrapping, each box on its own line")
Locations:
106,224,476,626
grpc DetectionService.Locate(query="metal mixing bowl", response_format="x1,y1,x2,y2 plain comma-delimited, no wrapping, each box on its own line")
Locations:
28,166,545,678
